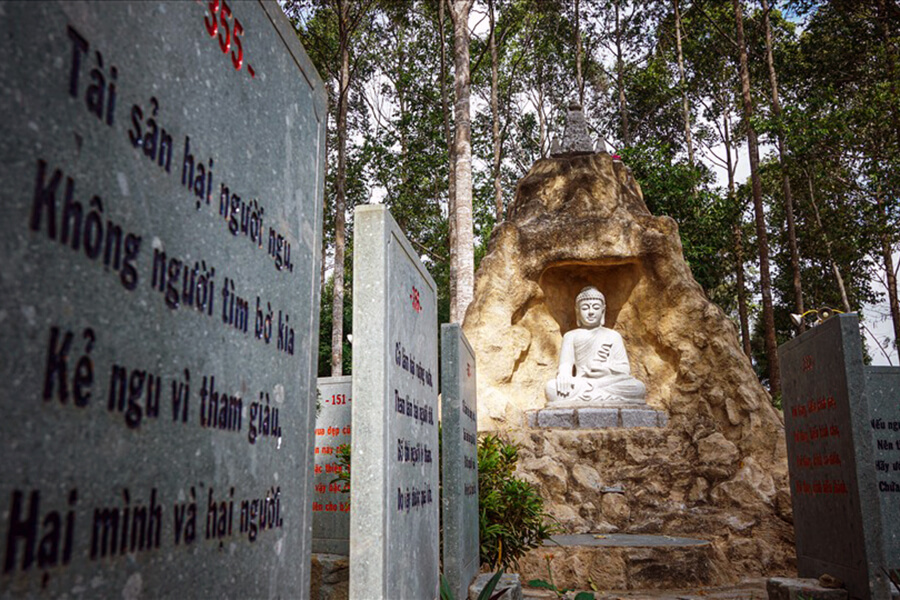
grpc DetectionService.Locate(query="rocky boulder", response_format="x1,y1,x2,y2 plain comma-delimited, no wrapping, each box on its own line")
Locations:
462,152,794,580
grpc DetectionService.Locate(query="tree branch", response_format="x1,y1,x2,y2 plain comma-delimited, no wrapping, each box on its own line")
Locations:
695,2,739,50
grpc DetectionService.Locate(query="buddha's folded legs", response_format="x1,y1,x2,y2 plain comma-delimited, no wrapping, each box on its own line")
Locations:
545,374,646,407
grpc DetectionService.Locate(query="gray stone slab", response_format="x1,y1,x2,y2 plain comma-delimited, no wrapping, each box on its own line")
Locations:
778,314,892,599
766,577,849,600
349,205,439,600
469,573,522,600
658,411,669,427
441,324,480,600
537,408,577,428
312,377,352,555
0,2,325,597
621,409,661,428
864,366,900,575
578,407,619,428
544,533,709,548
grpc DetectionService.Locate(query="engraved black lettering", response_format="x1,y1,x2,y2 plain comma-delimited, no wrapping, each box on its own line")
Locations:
3,490,38,572
66,26,88,98
29,160,61,239
85,51,105,119
171,368,190,423
181,136,194,189
61,176,82,249
90,506,118,559
173,487,197,545
42,326,72,403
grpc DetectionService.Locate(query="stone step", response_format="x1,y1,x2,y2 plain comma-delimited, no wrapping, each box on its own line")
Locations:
526,407,668,429
517,534,727,593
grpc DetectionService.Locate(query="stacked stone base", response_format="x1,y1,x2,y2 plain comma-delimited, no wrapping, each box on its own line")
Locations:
507,426,796,587
527,406,668,429
310,554,349,600
518,534,728,591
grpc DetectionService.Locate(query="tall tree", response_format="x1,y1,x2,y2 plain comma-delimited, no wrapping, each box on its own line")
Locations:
331,0,352,377
782,0,899,355
691,0,752,355
761,0,804,330
875,0,900,352
448,0,476,323
673,0,695,167
614,0,632,145
439,0,458,319
291,0,374,376
732,0,779,392
488,0,504,222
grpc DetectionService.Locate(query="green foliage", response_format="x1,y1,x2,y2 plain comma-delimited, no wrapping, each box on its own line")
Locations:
619,143,734,298
317,274,352,377
331,443,351,499
478,435,557,571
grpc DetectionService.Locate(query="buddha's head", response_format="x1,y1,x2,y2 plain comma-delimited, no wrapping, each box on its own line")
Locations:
575,286,606,328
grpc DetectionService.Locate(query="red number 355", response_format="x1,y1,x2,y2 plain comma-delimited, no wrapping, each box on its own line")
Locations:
204,0,244,70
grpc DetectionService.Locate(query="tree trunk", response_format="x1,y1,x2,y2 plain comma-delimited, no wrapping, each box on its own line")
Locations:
805,170,851,314
448,0,475,323
575,0,584,106
489,0,503,223
724,108,752,357
330,0,351,377
876,0,900,352
761,0,804,331
615,0,631,146
733,0,780,393
876,192,900,352
535,83,547,156
440,0,457,320
674,0,694,166
321,220,327,293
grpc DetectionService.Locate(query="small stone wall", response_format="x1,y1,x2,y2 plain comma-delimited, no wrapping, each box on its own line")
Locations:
507,427,796,582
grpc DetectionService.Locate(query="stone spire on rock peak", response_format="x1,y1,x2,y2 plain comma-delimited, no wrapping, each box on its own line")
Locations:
550,102,605,157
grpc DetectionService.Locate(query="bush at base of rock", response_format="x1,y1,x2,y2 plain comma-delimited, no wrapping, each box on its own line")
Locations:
478,434,557,571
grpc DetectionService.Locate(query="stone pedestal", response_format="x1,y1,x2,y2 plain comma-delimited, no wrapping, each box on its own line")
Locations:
527,407,668,429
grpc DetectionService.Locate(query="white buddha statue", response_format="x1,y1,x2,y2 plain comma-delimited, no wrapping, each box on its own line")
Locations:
545,286,647,407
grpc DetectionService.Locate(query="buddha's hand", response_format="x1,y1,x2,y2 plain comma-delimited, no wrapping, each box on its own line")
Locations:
556,373,574,396
585,364,612,378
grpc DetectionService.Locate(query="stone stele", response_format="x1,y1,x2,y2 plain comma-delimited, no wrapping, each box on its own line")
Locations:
312,376,352,556
0,2,325,597
462,152,794,586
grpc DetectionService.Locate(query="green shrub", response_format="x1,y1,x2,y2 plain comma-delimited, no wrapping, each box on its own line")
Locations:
332,443,351,502
478,435,557,570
